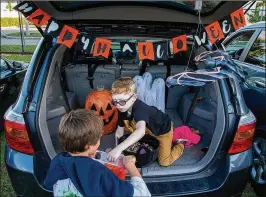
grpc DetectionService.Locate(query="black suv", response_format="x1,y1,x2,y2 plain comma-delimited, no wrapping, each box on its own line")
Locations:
4,1,262,197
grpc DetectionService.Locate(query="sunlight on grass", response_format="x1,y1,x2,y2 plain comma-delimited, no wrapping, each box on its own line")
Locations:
2,54,32,62
6,32,42,38
1,45,37,53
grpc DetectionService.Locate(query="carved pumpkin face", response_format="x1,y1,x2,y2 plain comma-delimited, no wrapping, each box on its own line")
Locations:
85,89,118,134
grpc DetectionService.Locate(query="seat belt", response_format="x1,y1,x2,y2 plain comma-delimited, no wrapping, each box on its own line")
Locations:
87,64,98,89
56,63,70,111
185,87,201,125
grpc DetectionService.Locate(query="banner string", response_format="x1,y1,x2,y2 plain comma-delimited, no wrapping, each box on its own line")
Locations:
185,9,202,71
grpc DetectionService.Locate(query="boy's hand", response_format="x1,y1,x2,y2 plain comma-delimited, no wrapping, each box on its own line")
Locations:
123,155,136,168
107,147,122,162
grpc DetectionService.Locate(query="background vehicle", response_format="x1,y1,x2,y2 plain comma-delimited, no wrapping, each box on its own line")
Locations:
222,22,266,196
0,56,28,130
4,1,258,197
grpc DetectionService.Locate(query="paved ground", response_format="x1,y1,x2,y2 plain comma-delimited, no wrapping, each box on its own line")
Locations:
1,37,40,45
1,27,41,45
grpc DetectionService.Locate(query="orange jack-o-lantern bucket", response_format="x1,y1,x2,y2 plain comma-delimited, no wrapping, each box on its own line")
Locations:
85,88,118,134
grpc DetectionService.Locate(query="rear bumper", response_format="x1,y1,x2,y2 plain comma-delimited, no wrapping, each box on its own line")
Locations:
4,145,52,197
5,144,252,197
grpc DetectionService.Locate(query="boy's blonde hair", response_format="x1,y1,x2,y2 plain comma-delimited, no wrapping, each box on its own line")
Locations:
111,77,136,94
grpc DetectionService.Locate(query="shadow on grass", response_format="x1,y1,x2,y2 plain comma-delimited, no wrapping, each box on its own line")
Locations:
0,132,16,197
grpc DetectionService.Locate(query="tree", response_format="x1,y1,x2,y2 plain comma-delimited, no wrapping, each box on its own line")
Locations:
7,0,12,12
247,1,266,23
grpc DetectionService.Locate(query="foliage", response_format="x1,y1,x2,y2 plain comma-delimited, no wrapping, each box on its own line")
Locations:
1,18,33,27
247,2,266,23
7,0,12,12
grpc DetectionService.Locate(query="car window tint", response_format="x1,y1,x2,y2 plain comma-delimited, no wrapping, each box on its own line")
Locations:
0,59,8,72
224,31,254,56
245,30,266,68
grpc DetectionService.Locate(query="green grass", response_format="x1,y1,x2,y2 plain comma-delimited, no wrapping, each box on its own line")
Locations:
2,54,32,62
243,183,257,197
0,132,16,197
1,45,37,53
6,32,42,38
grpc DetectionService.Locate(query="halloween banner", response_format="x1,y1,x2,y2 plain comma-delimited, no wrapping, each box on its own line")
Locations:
57,25,79,48
194,28,208,48
44,19,63,38
172,35,187,54
14,0,247,60
218,15,234,37
138,42,155,61
75,34,95,54
93,38,112,58
13,1,37,18
230,8,246,30
205,21,225,44
153,41,168,61
120,42,137,57
27,8,51,27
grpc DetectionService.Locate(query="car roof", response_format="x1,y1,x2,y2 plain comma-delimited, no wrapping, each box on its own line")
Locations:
240,22,265,30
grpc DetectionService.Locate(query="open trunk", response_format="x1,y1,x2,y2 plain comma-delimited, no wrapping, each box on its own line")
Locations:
39,40,226,177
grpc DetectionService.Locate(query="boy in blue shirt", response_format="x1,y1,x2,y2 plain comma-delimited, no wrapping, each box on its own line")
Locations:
43,109,150,197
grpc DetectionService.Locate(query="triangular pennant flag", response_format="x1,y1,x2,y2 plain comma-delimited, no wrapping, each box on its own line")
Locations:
13,1,37,18
205,21,225,44
57,25,79,48
27,8,51,27
172,34,187,54
154,41,168,61
218,15,234,37
120,42,137,57
230,8,246,31
44,19,63,38
138,42,155,61
93,38,112,58
75,34,95,54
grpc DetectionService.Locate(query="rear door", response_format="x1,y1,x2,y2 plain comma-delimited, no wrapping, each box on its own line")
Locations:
34,1,247,25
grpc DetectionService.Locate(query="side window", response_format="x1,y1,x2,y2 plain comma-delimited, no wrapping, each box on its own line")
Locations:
245,30,266,68
224,31,254,59
0,59,9,79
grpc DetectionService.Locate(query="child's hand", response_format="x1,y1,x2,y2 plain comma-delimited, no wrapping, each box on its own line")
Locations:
123,155,136,168
107,147,123,162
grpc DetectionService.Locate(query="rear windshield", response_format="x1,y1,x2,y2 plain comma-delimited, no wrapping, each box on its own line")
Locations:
50,1,223,15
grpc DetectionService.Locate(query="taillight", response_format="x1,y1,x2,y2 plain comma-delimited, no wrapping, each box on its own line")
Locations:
4,108,35,155
228,110,256,155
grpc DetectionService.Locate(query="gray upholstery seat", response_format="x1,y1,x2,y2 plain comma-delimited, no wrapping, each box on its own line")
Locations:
179,93,216,122
170,65,187,75
120,64,140,78
65,64,115,107
166,65,189,109
146,64,167,81
103,64,121,78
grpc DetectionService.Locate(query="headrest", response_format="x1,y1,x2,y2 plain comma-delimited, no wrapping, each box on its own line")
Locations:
122,64,139,70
